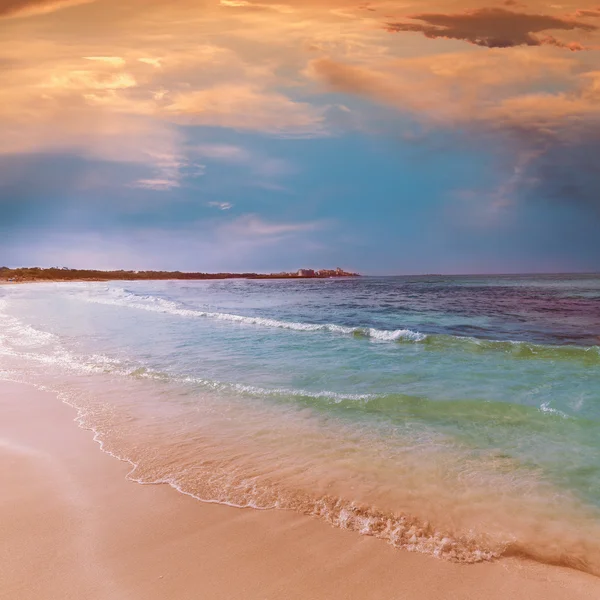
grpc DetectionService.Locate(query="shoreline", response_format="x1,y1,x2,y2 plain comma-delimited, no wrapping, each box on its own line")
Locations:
0,276,358,285
0,267,361,285
2,380,600,599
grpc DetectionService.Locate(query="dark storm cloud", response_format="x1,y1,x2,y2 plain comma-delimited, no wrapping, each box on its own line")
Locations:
386,8,596,50
308,56,600,216
528,132,600,213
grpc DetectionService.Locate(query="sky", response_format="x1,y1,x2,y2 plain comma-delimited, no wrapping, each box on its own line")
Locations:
1,0,600,274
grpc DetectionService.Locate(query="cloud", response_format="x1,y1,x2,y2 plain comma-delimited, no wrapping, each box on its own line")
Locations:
42,70,138,91
307,49,578,125
480,71,600,211
218,0,293,10
132,178,181,191
307,56,468,125
208,201,234,210
575,8,600,18
0,0,94,18
83,56,126,67
308,54,600,212
386,8,597,50
165,85,327,137
222,214,325,238
220,0,251,6
194,144,251,162
0,0,335,193
138,57,162,68
2,0,599,258
0,103,189,189
308,53,600,133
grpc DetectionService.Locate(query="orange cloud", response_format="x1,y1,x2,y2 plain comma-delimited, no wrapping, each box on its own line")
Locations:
165,85,327,136
0,0,94,18
484,72,600,132
1,0,599,206
307,57,461,124
307,48,583,126
575,8,600,18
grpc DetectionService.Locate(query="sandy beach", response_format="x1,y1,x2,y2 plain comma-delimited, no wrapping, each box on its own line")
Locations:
1,381,599,600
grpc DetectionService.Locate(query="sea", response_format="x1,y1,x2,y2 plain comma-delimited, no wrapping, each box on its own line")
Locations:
1,274,599,572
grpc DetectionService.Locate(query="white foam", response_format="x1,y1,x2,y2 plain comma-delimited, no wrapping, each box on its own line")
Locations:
0,303,122,376
366,328,426,342
539,402,570,419
0,314,58,349
180,376,375,402
75,288,427,343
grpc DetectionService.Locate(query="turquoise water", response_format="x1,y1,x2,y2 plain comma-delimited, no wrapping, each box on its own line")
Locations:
1,275,599,571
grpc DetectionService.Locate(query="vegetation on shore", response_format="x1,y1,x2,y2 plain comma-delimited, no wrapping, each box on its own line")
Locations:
0,267,360,282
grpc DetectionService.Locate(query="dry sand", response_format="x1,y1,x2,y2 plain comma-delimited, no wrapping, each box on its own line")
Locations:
1,381,599,600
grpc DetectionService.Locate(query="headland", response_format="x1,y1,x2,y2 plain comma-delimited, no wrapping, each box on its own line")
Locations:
0,266,360,283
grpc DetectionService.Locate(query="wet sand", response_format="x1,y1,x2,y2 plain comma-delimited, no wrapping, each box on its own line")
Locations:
1,380,599,600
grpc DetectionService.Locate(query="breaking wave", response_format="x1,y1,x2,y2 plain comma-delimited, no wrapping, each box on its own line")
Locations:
75,287,426,342
74,287,600,362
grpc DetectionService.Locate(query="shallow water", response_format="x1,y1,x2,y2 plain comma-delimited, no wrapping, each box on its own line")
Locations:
1,275,600,571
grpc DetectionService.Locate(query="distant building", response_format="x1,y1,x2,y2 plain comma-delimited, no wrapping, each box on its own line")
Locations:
297,269,315,277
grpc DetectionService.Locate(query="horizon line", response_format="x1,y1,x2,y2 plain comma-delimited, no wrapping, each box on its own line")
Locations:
2,266,599,278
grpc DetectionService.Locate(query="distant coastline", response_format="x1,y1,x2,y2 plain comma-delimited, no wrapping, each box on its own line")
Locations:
0,266,360,283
